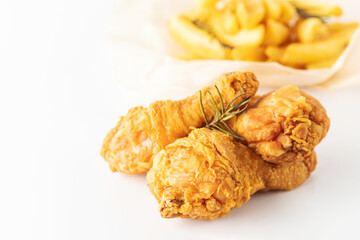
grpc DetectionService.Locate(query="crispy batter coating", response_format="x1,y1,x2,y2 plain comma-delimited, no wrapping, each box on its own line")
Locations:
231,85,330,164
147,128,317,220
101,72,259,174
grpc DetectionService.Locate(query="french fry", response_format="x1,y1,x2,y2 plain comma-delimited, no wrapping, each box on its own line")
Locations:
224,0,238,12
209,9,240,35
216,24,265,47
291,0,342,17
194,0,218,9
305,56,339,69
295,18,329,43
230,46,266,61
263,0,282,20
278,0,296,23
291,22,358,67
273,22,358,65
169,0,357,69
280,43,342,65
222,9,240,34
265,46,306,68
168,16,226,59
236,0,265,29
327,22,359,34
185,0,218,21
265,45,285,61
264,19,290,45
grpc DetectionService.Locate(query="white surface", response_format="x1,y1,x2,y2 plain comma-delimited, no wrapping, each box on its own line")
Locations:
1,0,360,240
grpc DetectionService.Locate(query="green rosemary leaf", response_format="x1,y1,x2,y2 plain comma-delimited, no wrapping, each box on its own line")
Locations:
226,96,251,114
199,85,250,141
213,123,243,140
220,121,245,141
210,124,241,140
296,7,328,22
221,114,237,122
209,124,227,134
207,91,221,120
192,20,234,49
224,131,244,141
225,93,248,112
226,106,248,116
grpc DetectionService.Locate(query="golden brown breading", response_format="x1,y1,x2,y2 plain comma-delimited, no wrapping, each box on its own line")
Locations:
101,72,259,174
147,128,317,220
231,85,330,164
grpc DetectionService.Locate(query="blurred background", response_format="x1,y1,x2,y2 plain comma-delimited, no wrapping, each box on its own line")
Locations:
1,0,360,239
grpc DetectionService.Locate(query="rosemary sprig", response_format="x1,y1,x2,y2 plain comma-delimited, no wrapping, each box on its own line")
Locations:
192,19,234,49
290,0,333,23
295,7,329,23
199,86,250,141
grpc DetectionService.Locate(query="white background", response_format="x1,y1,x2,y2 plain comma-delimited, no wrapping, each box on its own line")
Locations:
1,0,360,239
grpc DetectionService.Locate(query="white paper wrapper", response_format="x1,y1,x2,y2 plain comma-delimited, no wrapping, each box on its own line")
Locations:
109,0,360,103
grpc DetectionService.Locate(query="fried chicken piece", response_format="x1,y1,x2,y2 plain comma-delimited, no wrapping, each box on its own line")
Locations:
231,85,330,164
101,72,259,174
147,128,317,220
147,86,329,220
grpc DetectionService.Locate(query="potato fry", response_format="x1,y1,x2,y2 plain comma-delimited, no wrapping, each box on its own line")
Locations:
193,0,218,11
169,0,358,69
281,43,342,65
292,22,357,65
209,9,239,35
295,18,329,43
265,46,305,68
274,22,358,65
265,46,285,61
216,24,265,47
224,0,237,12
230,46,266,61
236,0,265,29
327,22,359,34
263,0,282,20
305,56,339,69
185,0,218,21
168,16,226,59
278,0,296,23
264,19,290,45
291,0,342,17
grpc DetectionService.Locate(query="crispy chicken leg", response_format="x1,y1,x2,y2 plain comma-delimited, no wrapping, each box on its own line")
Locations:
147,86,329,220
231,85,330,163
101,72,259,174
147,128,317,220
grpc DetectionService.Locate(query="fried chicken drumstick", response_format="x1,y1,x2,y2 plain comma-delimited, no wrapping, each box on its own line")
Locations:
147,128,318,220
146,85,329,220
101,72,259,174
231,85,330,164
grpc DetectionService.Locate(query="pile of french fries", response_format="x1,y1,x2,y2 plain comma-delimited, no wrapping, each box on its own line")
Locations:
169,0,359,69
